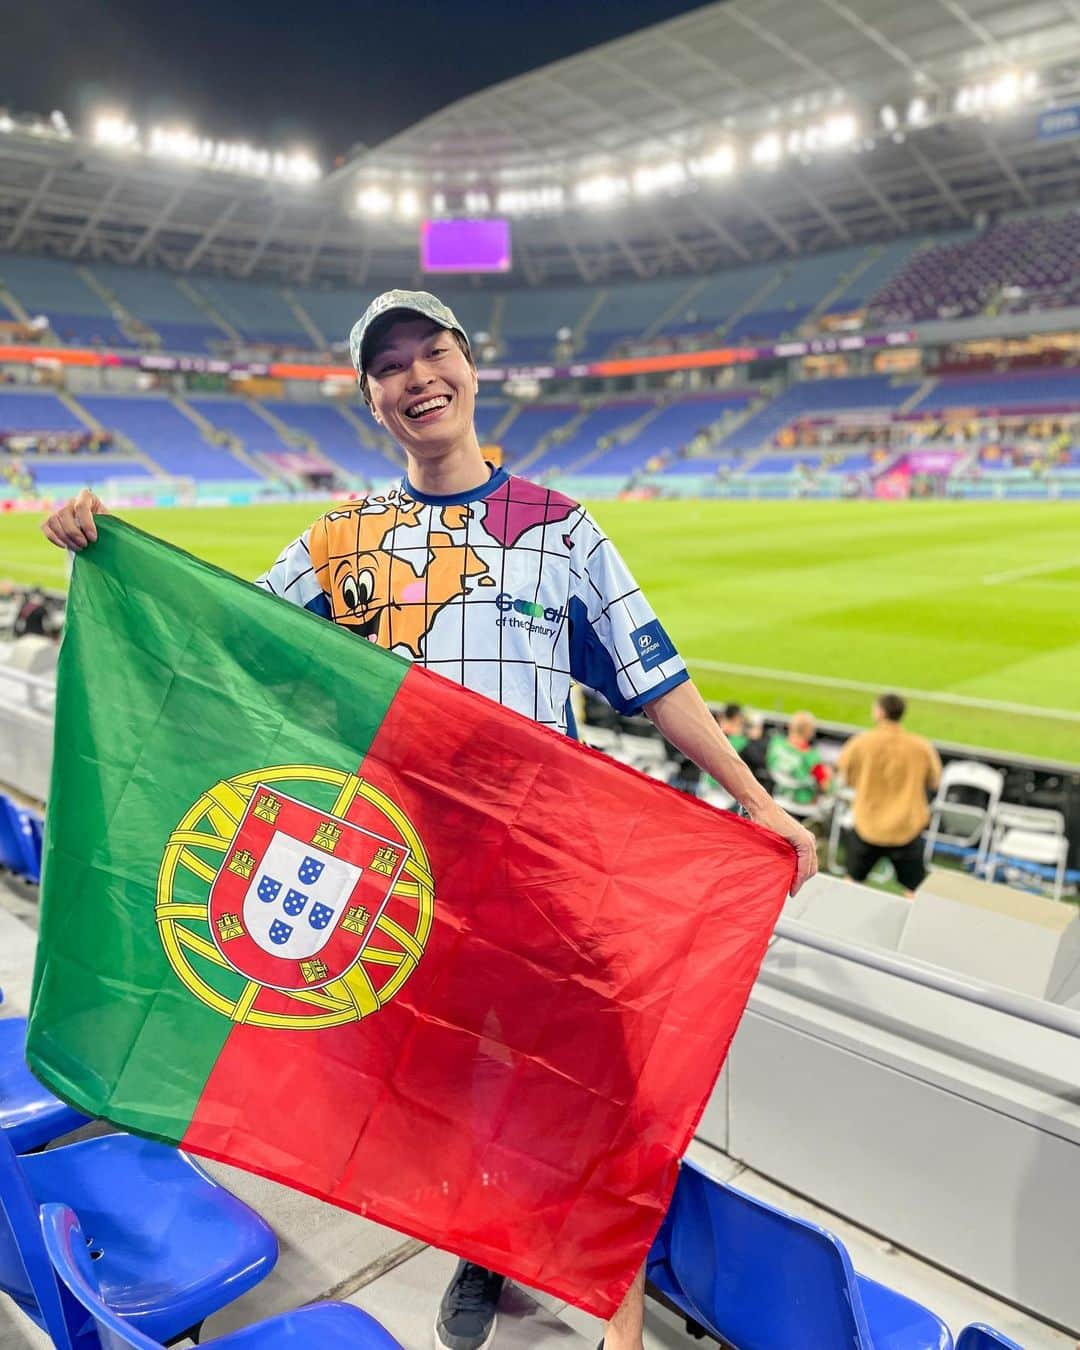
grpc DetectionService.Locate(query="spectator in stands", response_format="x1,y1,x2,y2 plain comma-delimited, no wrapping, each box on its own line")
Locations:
766,711,831,812
42,288,818,1350
716,702,747,749
705,702,773,796
837,693,942,897
740,710,772,790
13,588,52,639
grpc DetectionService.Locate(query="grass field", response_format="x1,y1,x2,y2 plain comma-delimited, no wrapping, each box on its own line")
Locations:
4,498,1079,762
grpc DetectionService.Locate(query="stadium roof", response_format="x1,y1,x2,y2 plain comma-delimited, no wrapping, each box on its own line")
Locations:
2,0,1079,287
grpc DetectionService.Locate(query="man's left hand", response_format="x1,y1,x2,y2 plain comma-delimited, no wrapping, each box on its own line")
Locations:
749,802,818,896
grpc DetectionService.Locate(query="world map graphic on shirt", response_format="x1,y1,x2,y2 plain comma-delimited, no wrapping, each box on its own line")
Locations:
257,469,687,733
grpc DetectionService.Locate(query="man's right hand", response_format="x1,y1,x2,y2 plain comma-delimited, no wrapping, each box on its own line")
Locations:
42,489,106,551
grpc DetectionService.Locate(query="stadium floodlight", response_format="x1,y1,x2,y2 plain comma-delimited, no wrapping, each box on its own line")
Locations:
92,112,138,150
954,69,1032,118
822,112,857,148
907,96,929,126
149,124,203,162
396,188,421,220
574,173,629,207
750,132,783,168
271,151,320,185
356,185,393,216
464,190,491,213
0,114,13,134
879,105,899,132
688,144,736,179
632,160,686,196
495,185,565,215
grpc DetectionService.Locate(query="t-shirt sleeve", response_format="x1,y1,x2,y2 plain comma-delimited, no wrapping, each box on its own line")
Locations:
254,526,331,618
567,512,688,715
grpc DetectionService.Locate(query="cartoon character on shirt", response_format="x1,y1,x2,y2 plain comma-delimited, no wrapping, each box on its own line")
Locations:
310,495,487,658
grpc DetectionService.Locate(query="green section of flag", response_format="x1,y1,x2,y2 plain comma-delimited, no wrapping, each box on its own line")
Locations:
27,515,409,1137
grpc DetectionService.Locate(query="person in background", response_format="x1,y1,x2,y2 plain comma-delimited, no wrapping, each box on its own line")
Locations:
739,711,772,791
716,702,747,750
766,711,831,810
13,588,52,639
838,693,942,897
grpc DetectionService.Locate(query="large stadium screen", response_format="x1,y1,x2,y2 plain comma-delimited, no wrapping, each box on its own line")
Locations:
421,218,511,273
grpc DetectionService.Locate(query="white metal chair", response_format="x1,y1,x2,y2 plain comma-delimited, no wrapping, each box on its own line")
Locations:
826,787,856,875
982,803,1069,902
924,760,1004,870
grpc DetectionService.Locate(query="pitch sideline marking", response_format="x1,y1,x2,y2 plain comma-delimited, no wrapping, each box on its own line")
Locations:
1,560,69,579
982,558,1080,586
685,658,1080,723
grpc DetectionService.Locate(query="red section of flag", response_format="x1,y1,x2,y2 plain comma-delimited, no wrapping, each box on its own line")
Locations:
183,664,794,1317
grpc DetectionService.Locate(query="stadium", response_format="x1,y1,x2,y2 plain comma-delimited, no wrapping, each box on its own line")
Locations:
1,0,1079,1347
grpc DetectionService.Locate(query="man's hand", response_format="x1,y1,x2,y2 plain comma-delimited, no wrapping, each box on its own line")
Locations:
42,489,106,551
749,800,818,896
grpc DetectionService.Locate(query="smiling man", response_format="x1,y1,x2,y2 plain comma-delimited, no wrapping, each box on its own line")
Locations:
42,288,816,1350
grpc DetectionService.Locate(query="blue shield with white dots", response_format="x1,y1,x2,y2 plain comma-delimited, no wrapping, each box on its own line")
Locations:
242,830,365,961
298,855,325,886
269,919,293,946
258,875,282,904
282,888,308,917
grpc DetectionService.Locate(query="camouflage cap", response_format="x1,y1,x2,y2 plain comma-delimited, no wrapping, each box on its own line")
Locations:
348,289,470,376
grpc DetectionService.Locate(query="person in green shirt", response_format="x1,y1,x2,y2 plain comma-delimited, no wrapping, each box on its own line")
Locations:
719,702,748,752
767,711,832,808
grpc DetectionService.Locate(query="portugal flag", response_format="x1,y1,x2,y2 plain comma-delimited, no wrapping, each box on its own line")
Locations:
27,518,793,1317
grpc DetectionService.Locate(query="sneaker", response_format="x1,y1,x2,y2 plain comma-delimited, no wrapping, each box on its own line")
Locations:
434,1260,505,1350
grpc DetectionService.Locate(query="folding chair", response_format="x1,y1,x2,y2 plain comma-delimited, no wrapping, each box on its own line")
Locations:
647,1159,952,1349
0,1016,90,1152
955,1325,1025,1350
982,803,1069,902
41,1203,404,1349
0,1126,276,1347
826,786,856,874
924,761,1004,870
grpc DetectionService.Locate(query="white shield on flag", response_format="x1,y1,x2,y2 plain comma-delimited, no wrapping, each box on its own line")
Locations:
242,831,364,961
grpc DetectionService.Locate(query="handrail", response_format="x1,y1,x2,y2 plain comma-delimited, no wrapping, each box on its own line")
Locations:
0,667,56,695
771,916,1080,1041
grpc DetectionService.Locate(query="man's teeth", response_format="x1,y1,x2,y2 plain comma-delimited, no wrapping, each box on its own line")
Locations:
406,396,451,418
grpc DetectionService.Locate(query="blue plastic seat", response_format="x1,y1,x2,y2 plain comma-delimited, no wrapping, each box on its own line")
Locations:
647,1159,952,1349
0,797,40,883
41,1202,404,1349
1,1127,277,1347
0,1016,90,1151
956,1326,1025,1350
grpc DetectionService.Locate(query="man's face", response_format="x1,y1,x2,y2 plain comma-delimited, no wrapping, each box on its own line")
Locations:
365,318,478,455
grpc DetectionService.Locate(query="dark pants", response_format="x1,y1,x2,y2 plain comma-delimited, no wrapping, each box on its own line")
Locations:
846,827,927,891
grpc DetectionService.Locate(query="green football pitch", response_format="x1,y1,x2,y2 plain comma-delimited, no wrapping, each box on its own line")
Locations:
4,499,1079,763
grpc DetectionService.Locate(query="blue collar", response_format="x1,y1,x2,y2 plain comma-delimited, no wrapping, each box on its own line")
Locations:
402,464,508,506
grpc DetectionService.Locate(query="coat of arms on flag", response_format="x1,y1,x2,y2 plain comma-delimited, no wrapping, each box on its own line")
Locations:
156,764,433,1029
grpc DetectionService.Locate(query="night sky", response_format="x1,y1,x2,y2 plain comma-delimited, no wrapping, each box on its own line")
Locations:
6,0,709,164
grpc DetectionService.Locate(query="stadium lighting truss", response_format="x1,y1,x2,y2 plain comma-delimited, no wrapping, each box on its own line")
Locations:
1,0,1079,286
